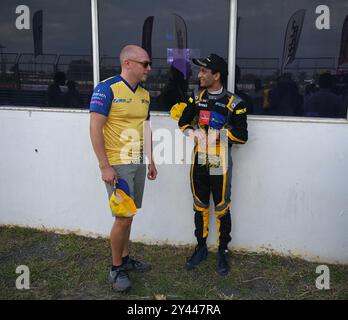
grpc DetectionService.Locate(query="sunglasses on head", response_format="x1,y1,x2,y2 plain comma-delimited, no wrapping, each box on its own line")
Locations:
128,59,152,68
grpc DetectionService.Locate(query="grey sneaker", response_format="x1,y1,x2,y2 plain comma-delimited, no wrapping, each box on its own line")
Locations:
109,267,131,292
123,257,151,273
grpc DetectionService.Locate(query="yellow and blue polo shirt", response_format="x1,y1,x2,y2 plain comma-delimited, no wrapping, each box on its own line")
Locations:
90,75,150,165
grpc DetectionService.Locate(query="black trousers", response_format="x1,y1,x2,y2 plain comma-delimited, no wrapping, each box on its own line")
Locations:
190,145,233,250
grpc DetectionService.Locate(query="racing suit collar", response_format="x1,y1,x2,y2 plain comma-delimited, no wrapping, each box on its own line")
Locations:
207,87,223,95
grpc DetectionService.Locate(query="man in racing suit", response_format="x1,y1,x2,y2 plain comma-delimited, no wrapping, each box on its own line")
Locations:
178,54,248,275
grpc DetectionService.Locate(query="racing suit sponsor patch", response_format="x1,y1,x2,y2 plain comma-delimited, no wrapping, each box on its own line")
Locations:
199,110,211,125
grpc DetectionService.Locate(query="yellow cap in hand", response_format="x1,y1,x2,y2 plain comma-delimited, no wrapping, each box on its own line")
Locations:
109,178,137,218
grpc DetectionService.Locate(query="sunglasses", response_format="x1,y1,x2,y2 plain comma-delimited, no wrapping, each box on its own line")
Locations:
128,59,152,68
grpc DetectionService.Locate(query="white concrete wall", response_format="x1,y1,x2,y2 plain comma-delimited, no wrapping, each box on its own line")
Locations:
1,107,348,264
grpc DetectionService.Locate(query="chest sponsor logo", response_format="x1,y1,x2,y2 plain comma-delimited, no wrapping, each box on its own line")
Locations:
215,102,226,108
199,110,211,125
114,98,132,103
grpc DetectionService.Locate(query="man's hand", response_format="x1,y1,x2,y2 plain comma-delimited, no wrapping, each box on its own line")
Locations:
207,129,220,146
188,129,206,153
188,129,206,144
100,165,117,186
147,163,157,180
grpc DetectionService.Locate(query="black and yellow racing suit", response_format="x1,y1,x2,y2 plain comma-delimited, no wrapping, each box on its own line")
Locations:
178,88,248,250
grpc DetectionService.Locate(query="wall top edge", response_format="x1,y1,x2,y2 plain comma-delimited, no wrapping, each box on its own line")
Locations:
0,106,347,124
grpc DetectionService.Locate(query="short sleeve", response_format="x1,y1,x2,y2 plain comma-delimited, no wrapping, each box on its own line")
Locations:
89,82,114,116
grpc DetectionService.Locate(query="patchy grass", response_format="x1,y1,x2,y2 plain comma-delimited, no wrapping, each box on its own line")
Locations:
0,225,347,300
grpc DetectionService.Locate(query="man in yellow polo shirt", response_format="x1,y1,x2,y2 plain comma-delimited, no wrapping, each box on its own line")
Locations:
90,45,157,292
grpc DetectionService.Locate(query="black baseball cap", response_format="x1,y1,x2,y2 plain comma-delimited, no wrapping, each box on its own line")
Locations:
192,54,228,76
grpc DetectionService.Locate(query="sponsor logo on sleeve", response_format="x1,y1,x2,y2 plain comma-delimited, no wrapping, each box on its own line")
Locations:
90,99,104,106
92,92,107,99
236,108,247,115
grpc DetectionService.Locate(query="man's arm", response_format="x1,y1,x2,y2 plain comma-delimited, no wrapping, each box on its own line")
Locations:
90,112,117,186
224,99,248,144
144,119,157,180
178,97,196,134
177,96,206,144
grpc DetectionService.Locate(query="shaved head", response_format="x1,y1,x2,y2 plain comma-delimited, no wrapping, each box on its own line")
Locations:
119,45,151,86
120,45,149,67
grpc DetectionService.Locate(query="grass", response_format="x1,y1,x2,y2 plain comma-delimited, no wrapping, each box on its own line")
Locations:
0,225,347,300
